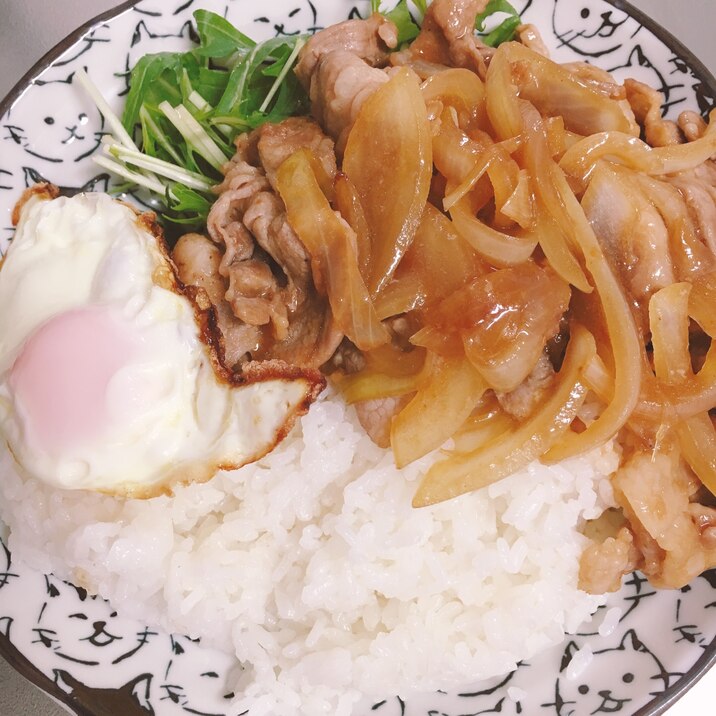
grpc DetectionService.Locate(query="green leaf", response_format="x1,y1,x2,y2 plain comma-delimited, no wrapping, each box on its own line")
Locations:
413,0,428,14
167,183,213,214
475,0,519,31
122,53,183,132
215,37,305,117
482,15,521,47
383,0,421,45
371,0,381,12
193,9,255,58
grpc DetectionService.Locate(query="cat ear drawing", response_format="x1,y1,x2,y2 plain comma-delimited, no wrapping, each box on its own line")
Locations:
22,167,110,196
53,669,155,713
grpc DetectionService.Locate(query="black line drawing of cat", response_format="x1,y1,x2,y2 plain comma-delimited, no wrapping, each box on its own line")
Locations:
255,0,322,37
608,45,685,112
550,0,634,59
31,575,159,669
53,22,112,67
2,71,105,164
543,630,674,715
53,668,155,714
370,670,524,716
133,0,196,18
0,541,17,591
0,168,12,191
370,695,405,715
119,19,198,96
154,634,236,716
22,166,110,195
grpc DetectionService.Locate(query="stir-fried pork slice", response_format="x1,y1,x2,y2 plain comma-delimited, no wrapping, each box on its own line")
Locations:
669,176,716,257
295,13,398,87
225,256,288,334
195,118,344,368
309,51,392,149
579,526,641,594
354,394,413,448
295,15,398,148
516,23,550,57
612,451,716,589
255,117,338,191
243,191,311,306
582,164,675,310
625,78,682,147
173,233,261,368
679,110,707,142
495,352,555,421
403,0,491,78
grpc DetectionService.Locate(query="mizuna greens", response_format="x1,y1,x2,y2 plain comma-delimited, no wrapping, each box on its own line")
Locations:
83,2,522,230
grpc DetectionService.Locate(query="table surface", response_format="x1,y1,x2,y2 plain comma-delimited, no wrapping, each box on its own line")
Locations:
0,0,714,714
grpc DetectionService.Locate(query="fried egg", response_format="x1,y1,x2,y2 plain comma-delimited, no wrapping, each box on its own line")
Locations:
0,186,324,497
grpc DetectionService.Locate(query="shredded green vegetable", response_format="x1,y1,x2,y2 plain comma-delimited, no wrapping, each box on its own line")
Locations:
475,0,521,46
81,3,522,232
109,9,309,230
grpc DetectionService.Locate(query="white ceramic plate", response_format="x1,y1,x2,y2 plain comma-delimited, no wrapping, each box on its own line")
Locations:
0,1,714,714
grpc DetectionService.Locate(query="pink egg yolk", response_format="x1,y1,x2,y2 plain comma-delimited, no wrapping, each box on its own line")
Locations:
10,307,136,453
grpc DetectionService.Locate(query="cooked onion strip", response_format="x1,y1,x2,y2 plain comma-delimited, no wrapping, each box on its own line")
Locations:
412,324,595,507
443,137,521,210
432,108,489,184
451,409,516,455
677,415,716,495
277,149,388,350
449,193,537,267
535,153,642,461
485,45,523,141
421,68,487,127
338,372,420,405
343,67,432,294
560,113,716,187
391,353,487,469
649,283,692,384
650,281,716,495
533,206,591,292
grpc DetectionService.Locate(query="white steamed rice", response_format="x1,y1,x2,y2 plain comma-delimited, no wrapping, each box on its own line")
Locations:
0,390,618,715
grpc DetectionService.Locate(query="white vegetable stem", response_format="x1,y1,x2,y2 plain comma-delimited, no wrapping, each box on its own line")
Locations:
75,68,139,153
75,68,161,186
106,142,213,191
159,101,228,172
92,155,172,197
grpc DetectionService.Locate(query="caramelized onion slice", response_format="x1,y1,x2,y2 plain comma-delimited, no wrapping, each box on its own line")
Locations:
649,281,716,496
343,67,432,294
391,352,487,469
377,203,484,320
449,192,537,267
334,173,371,275
277,149,388,351
412,324,595,507
432,107,489,185
338,372,420,405
526,119,643,460
560,111,716,187
421,68,487,128
502,42,638,136
485,44,523,140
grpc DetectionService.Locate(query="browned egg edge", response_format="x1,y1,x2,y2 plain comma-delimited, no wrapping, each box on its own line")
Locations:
7,184,327,500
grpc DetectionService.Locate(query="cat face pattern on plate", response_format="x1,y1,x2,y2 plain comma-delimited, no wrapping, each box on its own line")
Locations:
0,1,714,715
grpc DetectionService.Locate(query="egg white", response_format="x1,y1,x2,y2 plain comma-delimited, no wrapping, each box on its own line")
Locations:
0,188,323,496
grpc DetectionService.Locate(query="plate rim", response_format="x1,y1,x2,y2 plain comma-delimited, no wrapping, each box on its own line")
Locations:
0,2,715,716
